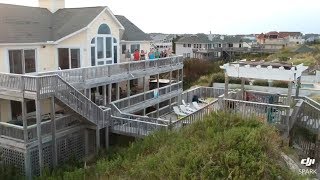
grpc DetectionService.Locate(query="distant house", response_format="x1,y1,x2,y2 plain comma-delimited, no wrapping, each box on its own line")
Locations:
149,33,176,52
175,34,252,60
303,34,320,43
256,31,304,50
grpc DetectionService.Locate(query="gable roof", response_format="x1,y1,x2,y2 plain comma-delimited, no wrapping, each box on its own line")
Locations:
115,15,151,41
0,4,123,44
176,34,211,44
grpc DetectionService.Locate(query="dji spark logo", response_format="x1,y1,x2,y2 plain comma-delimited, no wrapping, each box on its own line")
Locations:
301,157,315,167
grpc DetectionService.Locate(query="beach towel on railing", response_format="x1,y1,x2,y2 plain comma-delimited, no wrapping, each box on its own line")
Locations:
153,89,159,98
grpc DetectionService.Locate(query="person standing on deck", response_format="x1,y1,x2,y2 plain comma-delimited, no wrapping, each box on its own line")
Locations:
133,49,140,61
125,50,131,61
148,48,155,60
140,50,146,60
155,49,160,59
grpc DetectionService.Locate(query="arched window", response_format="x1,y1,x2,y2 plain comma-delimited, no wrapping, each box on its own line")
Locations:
98,24,111,34
91,24,117,66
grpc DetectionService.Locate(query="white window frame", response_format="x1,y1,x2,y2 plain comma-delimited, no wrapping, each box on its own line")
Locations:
95,34,114,65
6,47,39,74
57,46,82,69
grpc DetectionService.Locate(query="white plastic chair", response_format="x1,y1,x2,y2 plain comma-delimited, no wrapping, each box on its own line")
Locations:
182,100,197,112
173,106,187,117
192,102,201,110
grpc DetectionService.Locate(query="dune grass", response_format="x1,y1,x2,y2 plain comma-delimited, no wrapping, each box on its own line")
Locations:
38,112,298,180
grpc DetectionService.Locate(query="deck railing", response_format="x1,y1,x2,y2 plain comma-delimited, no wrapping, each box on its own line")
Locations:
169,99,220,130
111,116,167,137
244,90,293,105
181,87,225,103
223,98,290,127
112,82,183,111
0,114,83,142
37,56,183,84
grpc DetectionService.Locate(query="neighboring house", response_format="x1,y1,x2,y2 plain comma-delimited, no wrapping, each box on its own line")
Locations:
256,31,304,50
175,34,250,60
175,34,212,58
304,34,320,43
150,33,176,52
116,15,152,61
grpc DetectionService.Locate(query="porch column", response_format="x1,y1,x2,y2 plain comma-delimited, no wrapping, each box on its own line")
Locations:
295,77,301,98
116,83,120,100
108,84,112,104
224,73,229,99
241,78,245,100
36,99,43,175
177,70,181,105
157,74,160,118
103,85,107,106
50,97,57,167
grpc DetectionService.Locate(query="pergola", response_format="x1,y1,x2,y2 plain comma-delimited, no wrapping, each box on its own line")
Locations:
220,61,309,105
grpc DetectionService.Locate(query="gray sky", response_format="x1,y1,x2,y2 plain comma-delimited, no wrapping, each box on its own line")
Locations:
0,0,319,34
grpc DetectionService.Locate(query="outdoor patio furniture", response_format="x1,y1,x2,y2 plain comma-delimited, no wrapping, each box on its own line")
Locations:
173,106,187,117
182,100,197,112
179,105,194,114
192,102,201,110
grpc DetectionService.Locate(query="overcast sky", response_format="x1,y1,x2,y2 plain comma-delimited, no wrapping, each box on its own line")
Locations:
0,0,319,34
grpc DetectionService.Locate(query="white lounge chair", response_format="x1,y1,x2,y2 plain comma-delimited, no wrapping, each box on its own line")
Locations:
182,100,189,106
179,105,193,114
182,100,197,112
173,106,187,117
192,102,201,110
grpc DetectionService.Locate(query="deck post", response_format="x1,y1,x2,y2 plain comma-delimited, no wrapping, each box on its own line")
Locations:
35,99,43,175
84,129,89,156
169,71,173,110
96,126,100,154
295,77,301,98
287,81,292,106
24,149,31,179
241,78,245,100
103,85,107,106
157,74,160,118
224,73,229,99
116,83,120,100
22,99,28,143
50,96,57,167
88,88,92,101
127,80,131,99
108,84,112,104
105,127,109,149
143,76,147,115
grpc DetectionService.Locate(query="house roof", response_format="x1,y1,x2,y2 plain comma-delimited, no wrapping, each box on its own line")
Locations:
0,4,145,44
176,34,211,44
115,15,152,41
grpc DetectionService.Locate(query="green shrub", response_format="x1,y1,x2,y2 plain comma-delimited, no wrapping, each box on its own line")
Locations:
253,80,269,86
211,73,225,83
273,81,288,88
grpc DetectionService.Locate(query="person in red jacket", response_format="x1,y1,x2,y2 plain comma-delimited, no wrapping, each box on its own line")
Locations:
133,49,140,61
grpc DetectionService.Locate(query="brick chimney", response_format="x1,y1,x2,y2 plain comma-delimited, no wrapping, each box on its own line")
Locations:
39,0,65,13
